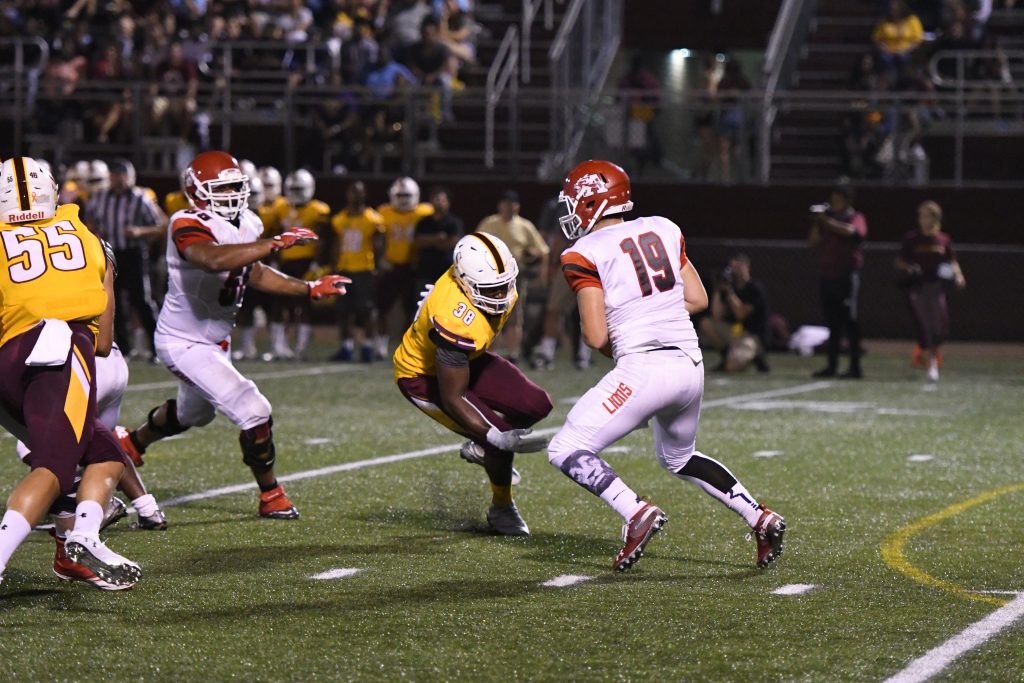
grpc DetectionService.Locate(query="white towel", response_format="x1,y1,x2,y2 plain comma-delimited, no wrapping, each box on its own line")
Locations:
25,319,73,366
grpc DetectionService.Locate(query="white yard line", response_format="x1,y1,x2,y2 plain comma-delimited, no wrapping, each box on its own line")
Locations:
161,381,832,510
883,593,1024,683
772,583,816,595
542,575,596,588
126,363,358,392
309,568,361,580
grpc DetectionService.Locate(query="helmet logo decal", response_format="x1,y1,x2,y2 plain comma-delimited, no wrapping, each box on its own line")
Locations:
573,173,608,199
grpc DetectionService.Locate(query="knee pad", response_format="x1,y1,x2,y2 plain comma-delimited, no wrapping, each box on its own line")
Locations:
240,417,275,469
147,399,193,437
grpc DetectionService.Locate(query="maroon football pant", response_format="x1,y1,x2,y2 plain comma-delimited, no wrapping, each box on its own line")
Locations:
0,322,123,494
907,282,949,350
397,352,553,458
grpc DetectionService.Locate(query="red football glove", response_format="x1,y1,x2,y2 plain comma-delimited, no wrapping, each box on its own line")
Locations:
307,274,351,300
272,227,319,251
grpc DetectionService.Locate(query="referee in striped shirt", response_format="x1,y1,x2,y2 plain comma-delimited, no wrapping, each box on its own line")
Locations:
84,160,164,358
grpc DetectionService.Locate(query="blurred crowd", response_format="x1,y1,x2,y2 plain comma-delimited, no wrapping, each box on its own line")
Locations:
844,0,1016,180
3,0,481,170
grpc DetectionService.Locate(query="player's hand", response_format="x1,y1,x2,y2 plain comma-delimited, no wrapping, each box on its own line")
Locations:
486,426,549,453
417,283,434,305
307,274,351,300
272,227,318,251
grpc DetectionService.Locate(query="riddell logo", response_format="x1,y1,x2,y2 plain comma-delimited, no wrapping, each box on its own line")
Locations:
602,382,633,415
7,210,46,221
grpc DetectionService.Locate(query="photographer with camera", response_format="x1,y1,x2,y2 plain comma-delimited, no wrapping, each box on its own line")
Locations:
808,184,868,379
698,254,770,373
895,201,966,382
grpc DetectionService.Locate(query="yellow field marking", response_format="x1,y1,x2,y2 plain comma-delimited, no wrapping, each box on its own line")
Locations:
880,482,1024,607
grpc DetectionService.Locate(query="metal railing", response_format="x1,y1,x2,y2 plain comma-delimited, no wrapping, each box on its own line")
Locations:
485,26,520,169
521,0,560,84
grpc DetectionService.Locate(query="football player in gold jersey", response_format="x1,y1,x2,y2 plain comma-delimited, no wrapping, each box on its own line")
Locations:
394,233,552,535
268,170,330,359
0,157,141,589
328,181,384,362
375,176,434,358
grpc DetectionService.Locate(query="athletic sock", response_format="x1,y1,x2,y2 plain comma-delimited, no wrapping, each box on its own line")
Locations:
599,478,647,521
296,324,312,353
258,479,280,494
240,327,257,354
0,510,32,572
675,452,763,527
131,494,160,518
270,323,287,350
539,336,556,359
489,483,513,508
73,500,104,536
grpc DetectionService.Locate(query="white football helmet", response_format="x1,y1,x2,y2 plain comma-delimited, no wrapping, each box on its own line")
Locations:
258,166,282,203
389,176,420,212
34,158,53,179
248,174,265,210
284,169,315,205
238,159,258,181
88,159,110,193
452,232,519,315
67,160,91,186
0,157,59,223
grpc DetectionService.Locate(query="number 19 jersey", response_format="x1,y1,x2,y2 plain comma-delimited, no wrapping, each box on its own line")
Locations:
560,215,700,362
157,208,265,344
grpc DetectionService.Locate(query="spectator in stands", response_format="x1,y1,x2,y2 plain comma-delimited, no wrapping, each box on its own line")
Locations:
618,54,662,175
388,0,434,58
277,0,314,42
476,191,550,364
84,159,163,359
808,184,868,379
698,254,770,373
872,0,925,76
694,56,721,180
895,201,966,382
413,186,464,292
715,58,751,182
150,40,199,139
438,1,477,65
850,52,885,91
404,16,453,122
312,72,361,171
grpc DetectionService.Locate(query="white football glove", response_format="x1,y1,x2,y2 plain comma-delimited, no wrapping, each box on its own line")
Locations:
414,283,433,320
486,427,548,453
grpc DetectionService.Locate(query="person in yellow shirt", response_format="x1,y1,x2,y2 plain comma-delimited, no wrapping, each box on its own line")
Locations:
0,157,141,590
394,233,552,536
375,176,434,359
269,170,330,359
476,190,550,364
872,0,924,72
328,181,385,362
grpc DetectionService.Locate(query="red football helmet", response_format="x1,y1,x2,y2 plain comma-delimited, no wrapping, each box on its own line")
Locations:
184,151,250,221
558,159,634,240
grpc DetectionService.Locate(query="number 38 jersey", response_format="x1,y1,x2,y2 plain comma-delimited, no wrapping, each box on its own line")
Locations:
560,215,700,362
157,208,264,345
0,203,108,347
393,267,516,380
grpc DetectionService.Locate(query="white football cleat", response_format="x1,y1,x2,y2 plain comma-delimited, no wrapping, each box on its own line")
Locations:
460,441,522,486
63,531,141,588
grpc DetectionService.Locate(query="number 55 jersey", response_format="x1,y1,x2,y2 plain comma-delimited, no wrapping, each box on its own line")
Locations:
560,215,700,362
157,207,265,344
393,266,516,380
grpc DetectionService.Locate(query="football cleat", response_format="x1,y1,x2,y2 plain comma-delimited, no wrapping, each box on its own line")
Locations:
114,426,144,467
101,496,128,531
51,531,126,591
259,485,300,519
63,531,142,588
613,502,668,572
459,441,522,486
486,502,530,536
753,508,786,569
132,507,168,531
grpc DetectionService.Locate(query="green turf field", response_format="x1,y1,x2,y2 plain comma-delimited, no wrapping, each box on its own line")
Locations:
1,343,1022,682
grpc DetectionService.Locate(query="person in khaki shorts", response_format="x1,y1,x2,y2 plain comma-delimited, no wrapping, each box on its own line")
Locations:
476,190,549,364
698,253,770,373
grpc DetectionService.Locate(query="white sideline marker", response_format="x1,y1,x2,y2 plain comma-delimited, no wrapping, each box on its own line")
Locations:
884,592,1024,683
908,454,935,462
309,568,361,580
772,584,816,596
303,438,334,446
753,450,784,458
160,381,832,510
542,575,595,588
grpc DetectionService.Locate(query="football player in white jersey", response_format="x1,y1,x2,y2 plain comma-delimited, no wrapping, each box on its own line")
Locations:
116,151,350,519
547,160,786,571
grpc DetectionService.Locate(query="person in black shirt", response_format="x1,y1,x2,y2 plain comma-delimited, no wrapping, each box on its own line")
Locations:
413,186,464,291
698,253,770,372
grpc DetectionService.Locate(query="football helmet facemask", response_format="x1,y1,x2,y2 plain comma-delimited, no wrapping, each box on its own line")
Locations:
452,232,519,315
0,157,59,223
389,176,420,212
284,169,315,205
184,151,250,221
558,159,633,240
